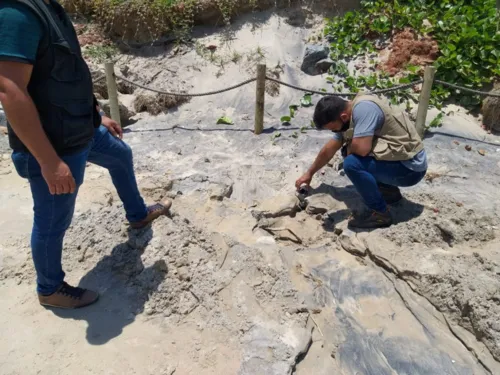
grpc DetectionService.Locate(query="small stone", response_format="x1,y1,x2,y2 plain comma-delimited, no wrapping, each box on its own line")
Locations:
177,266,191,281
453,140,460,145
209,183,233,201
0,126,7,135
478,149,486,156
334,227,343,236
204,157,210,163
315,58,334,74
465,145,472,151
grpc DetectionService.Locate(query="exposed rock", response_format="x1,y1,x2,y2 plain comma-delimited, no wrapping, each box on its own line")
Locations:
301,45,330,75
315,58,334,74
209,183,233,201
482,83,500,132
251,195,300,220
338,229,367,256
98,99,136,125
305,193,339,215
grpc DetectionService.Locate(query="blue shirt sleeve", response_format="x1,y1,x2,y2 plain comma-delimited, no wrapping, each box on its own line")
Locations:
352,101,385,138
0,1,43,64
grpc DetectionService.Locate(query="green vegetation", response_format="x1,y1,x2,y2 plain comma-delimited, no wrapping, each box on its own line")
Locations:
83,44,118,63
324,0,500,109
63,0,260,42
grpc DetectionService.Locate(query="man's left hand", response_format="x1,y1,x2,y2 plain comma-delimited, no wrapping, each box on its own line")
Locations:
102,115,123,139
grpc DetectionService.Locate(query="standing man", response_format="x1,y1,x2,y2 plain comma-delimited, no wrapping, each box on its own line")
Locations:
296,94,427,229
0,0,171,309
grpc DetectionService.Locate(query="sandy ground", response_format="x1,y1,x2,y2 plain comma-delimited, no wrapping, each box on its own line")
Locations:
1,9,500,375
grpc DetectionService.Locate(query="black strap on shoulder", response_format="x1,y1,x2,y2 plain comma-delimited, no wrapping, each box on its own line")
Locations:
15,0,70,51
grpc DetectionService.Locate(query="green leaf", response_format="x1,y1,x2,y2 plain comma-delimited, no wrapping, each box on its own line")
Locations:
280,116,292,124
289,105,299,118
429,112,444,128
301,94,313,107
300,126,308,133
217,116,233,125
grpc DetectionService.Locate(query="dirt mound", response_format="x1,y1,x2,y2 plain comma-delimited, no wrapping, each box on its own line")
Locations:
133,93,190,115
382,192,497,247
381,29,439,76
63,0,360,43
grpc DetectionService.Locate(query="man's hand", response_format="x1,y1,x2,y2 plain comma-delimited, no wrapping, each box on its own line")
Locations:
102,115,123,139
41,159,76,195
295,172,313,190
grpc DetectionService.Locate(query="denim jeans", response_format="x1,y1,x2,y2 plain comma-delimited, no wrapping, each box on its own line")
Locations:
12,125,148,295
343,154,426,213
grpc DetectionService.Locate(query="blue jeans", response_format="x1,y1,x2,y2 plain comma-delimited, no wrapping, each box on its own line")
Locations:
343,154,426,213
12,125,148,295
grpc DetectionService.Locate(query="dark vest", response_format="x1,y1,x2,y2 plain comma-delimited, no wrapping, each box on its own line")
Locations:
8,0,99,155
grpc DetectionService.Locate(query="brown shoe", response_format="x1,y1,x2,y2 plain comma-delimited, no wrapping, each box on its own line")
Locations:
348,209,393,229
130,199,172,229
38,282,99,309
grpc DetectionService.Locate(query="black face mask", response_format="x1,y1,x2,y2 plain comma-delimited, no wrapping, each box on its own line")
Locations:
340,120,350,132
333,120,350,133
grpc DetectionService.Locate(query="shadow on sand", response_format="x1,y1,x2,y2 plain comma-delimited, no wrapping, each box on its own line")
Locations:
47,226,166,345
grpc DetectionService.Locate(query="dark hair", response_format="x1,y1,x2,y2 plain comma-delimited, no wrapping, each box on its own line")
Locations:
313,96,348,129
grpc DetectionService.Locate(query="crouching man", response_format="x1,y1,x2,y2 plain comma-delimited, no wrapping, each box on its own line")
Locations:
0,0,171,309
295,94,427,229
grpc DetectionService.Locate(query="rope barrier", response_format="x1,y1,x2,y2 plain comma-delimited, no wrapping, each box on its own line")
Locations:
93,74,106,83
93,70,499,99
265,77,424,96
434,80,500,98
115,74,257,97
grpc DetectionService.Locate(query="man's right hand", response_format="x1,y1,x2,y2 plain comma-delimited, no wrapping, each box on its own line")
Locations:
41,160,76,195
295,172,313,190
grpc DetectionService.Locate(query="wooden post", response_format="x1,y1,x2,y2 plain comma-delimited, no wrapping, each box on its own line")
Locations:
254,64,266,135
105,62,121,127
415,66,436,139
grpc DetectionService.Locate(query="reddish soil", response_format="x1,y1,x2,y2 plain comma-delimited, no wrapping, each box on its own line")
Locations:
381,29,439,75
74,23,108,47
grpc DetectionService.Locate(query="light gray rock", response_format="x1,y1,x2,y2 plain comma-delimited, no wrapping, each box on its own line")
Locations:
98,99,136,125
315,58,334,74
209,183,233,201
338,229,367,256
305,193,339,215
301,45,330,75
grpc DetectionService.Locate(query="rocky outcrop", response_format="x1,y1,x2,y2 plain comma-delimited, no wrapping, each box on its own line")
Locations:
98,99,136,125
301,45,330,75
482,83,500,132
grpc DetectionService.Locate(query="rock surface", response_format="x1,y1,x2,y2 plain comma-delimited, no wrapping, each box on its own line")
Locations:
301,45,330,75
98,99,136,125
482,83,500,132
305,193,340,214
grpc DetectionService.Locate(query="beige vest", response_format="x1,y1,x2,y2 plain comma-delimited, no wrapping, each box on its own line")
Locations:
342,93,424,161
